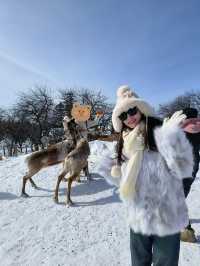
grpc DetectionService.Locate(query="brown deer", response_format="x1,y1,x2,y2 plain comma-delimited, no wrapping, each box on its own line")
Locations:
54,138,90,205
21,117,89,200
89,133,119,142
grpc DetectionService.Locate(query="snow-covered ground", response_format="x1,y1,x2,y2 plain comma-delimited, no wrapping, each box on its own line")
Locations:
0,141,200,266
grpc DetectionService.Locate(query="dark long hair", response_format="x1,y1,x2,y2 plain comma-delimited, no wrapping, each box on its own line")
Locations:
116,115,162,165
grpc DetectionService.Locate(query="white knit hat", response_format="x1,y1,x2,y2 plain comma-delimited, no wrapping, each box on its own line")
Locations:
112,85,155,132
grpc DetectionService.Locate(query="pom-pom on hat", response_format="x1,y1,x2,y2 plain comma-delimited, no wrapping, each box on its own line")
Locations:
112,85,155,132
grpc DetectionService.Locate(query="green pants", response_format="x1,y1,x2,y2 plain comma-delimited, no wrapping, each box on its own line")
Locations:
130,229,180,266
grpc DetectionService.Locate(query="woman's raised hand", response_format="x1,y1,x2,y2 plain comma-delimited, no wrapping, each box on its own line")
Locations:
163,110,186,128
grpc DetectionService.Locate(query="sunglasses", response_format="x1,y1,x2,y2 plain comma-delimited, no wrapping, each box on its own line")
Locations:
118,107,138,121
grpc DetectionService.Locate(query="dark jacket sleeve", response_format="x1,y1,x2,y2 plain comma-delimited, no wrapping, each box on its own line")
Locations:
185,132,200,177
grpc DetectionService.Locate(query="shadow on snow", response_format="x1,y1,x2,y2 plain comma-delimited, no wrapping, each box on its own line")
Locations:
18,173,121,206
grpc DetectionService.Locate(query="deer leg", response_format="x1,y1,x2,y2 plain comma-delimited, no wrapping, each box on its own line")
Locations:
21,168,39,197
54,171,67,203
76,174,81,183
83,163,91,181
66,175,76,206
29,178,38,189
61,161,69,182
21,175,30,197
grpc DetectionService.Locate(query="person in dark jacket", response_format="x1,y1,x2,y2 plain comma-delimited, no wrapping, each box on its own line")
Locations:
181,107,200,242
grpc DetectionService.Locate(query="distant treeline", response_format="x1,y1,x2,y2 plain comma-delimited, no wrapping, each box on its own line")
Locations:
0,86,199,157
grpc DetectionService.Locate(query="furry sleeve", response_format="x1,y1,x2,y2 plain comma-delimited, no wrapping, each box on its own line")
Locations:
97,151,120,187
154,124,193,179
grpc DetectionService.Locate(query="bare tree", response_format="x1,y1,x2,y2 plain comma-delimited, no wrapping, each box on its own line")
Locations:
58,88,113,135
0,108,6,142
0,108,32,156
158,90,200,118
15,86,54,149
77,88,107,118
58,88,77,118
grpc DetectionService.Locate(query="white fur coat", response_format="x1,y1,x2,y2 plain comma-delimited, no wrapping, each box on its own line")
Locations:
98,123,193,236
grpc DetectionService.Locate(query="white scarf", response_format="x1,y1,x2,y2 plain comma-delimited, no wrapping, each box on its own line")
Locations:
119,122,145,201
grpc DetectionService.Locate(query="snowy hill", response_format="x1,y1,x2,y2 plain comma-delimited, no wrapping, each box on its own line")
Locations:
0,141,200,266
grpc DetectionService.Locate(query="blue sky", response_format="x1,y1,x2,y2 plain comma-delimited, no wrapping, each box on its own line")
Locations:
0,0,200,108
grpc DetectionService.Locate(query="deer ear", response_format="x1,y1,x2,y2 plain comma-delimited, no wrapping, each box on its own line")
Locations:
86,105,91,111
73,102,80,108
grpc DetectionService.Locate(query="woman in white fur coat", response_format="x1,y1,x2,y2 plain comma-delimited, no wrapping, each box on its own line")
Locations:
99,85,194,266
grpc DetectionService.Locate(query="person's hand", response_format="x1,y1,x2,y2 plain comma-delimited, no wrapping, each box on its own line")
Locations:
163,110,186,128
181,118,200,133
